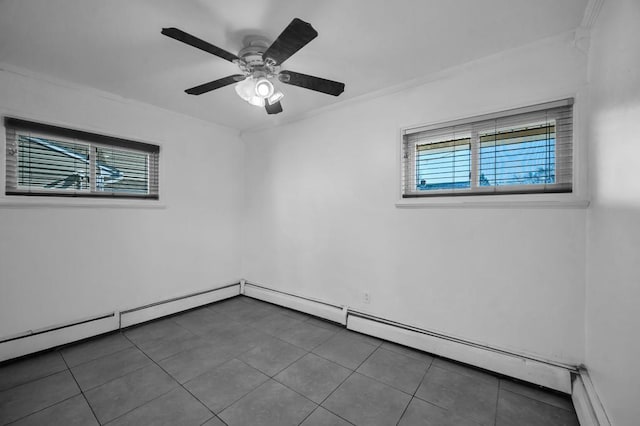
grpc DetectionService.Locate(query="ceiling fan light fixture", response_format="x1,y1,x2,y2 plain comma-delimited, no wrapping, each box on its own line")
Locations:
234,77,255,102
254,78,274,98
247,95,265,107
268,90,284,105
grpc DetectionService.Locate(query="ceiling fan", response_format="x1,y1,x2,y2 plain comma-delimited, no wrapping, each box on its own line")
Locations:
161,18,345,115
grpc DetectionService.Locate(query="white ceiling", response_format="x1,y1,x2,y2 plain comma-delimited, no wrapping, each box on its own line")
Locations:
0,0,589,131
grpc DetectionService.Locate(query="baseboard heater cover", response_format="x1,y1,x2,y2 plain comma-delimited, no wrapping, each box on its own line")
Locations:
120,283,240,328
572,368,612,426
243,282,345,325
0,312,119,363
347,311,574,394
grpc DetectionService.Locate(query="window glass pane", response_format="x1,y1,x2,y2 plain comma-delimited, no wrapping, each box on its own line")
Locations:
18,135,90,191
479,122,555,187
416,137,470,191
95,147,149,194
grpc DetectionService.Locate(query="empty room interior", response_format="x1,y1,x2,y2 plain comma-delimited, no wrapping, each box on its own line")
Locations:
0,0,638,425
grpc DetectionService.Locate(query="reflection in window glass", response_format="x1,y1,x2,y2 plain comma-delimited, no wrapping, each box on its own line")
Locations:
479,123,555,187
18,136,90,191
416,138,470,191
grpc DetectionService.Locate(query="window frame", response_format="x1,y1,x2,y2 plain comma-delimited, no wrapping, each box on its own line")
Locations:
4,117,160,201
398,98,583,207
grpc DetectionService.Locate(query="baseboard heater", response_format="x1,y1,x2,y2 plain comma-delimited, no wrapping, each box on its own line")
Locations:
0,282,240,363
243,282,345,325
347,310,575,394
0,312,119,363
120,283,240,328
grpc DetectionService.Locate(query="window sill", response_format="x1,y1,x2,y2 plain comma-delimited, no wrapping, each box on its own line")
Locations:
395,193,590,209
0,196,166,209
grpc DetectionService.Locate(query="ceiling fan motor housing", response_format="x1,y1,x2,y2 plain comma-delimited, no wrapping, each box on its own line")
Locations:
237,37,279,79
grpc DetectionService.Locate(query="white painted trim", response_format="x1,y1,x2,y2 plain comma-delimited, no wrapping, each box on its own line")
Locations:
0,313,119,362
243,282,345,325
348,313,573,394
396,196,590,209
572,368,612,426
120,284,240,328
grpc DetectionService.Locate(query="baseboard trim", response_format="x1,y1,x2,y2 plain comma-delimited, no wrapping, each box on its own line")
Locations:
572,368,611,426
0,312,119,363
1,282,241,362
120,283,240,328
347,311,574,393
243,282,346,325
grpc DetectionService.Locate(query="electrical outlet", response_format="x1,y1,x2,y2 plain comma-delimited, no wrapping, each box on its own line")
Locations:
363,292,370,304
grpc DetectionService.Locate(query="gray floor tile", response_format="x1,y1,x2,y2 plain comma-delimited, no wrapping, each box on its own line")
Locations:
212,298,275,324
339,330,382,346
0,351,67,392
357,347,430,394
279,308,311,321
415,366,498,426
432,357,499,385
106,387,212,426
71,346,151,391
219,379,317,426
322,372,411,426
134,327,203,361
496,389,579,426
500,379,574,411
238,335,306,376
184,358,269,413
312,332,377,370
84,364,177,424
305,318,344,332
301,407,353,425
275,321,337,351
274,353,352,403
398,397,482,426
123,318,186,346
9,394,98,426
61,333,132,367
207,327,274,357
380,341,435,363
0,370,79,425
253,312,305,336
172,307,227,335
158,341,235,383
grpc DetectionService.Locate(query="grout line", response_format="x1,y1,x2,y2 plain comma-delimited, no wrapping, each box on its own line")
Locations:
0,357,67,393
494,379,502,426
395,351,435,425
117,333,217,425
60,353,101,426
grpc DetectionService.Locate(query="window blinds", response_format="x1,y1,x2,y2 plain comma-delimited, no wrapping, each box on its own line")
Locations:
402,99,573,197
5,117,159,199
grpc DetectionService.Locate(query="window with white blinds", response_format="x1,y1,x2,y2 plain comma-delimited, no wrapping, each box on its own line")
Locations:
5,117,159,199
401,99,573,197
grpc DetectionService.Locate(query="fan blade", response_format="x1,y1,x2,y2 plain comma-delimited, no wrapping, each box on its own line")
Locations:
265,100,283,115
161,27,239,63
185,75,245,95
279,71,345,96
263,18,318,65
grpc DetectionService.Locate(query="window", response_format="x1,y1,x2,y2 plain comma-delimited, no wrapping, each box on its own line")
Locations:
5,117,159,199
402,99,573,197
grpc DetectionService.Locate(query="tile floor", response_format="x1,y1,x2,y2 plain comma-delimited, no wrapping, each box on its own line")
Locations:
0,296,580,425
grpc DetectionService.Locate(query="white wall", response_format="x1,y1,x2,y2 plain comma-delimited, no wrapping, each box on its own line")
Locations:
585,0,640,424
242,33,588,366
0,68,243,339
